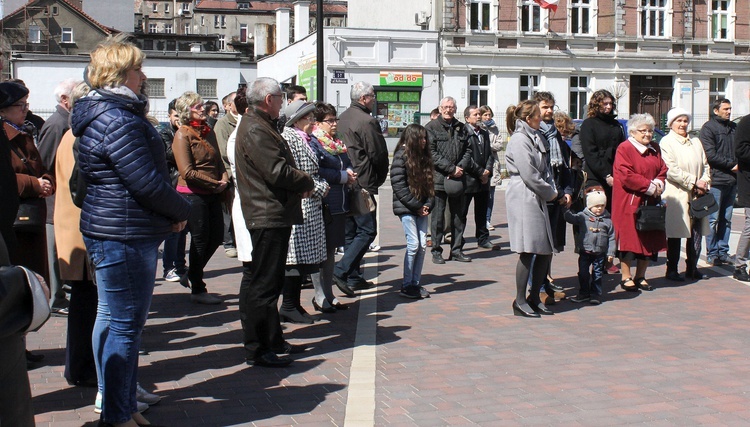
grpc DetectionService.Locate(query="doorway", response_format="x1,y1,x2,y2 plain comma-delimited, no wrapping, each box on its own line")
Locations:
629,75,673,129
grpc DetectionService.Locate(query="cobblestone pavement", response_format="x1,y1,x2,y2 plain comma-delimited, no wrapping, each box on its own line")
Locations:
27,187,750,426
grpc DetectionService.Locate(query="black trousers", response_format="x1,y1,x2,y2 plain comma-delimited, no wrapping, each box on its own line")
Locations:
64,279,97,385
666,218,702,272
463,189,490,246
239,227,291,359
0,334,34,426
185,193,224,294
431,190,466,255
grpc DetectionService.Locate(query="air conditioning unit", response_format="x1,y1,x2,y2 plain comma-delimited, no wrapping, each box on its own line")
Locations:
415,11,429,26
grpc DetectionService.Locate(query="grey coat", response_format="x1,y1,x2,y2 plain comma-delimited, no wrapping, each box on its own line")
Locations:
505,119,557,255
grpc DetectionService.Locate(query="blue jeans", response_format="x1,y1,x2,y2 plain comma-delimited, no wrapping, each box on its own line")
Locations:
400,214,428,287
578,252,605,297
162,228,188,275
335,211,377,286
486,185,495,224
707,184,736,260
84,236,162,424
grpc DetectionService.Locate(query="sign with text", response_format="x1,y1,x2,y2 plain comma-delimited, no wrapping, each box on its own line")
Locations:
331,69,347,84
379,71,423,87
298,56,317,101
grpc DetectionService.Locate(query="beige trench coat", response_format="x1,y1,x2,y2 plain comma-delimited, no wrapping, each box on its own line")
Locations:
661,130,711,239
54,130,90,281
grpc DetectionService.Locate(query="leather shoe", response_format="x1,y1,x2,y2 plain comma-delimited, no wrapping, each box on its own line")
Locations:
478,242,493,249
527,297,553,315
450,251,472,262
634,277,654,291
545,281,564,292
432,253,445,264
273,342,307,354
512,300,540,318
665,271,685,282
333,274,356,297
686,269,709,280
332,301,348,310
351,278,376,290
620,278,639,292
247,351,292,367
312,298,336,313
279,307,314,324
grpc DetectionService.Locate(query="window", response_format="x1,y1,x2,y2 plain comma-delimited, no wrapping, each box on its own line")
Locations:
218,34,226,51
200,15,205,26
182,2,190,12
641,0,668,37
469,0,491,31
519,74,539,101
197,79,217,98
220,15,226,28
28,25,41,43
570,0,591,34
521,0,542,33
183,23,190,34
469,74,489,107
147,78,165,98
51,5,58,15
214,15,220,28
165,24,173,34
61,27,73,43
709,77,727,109
165,3,170,13
152,3,158,13
238,2,250,10
569,76,589,119
149,23,157,33
711,0,730,40
240,24,248,42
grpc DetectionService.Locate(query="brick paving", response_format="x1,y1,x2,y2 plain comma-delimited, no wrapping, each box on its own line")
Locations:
26,186,750,426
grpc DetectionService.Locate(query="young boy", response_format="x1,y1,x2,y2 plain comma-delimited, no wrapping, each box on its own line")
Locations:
564,191,615,305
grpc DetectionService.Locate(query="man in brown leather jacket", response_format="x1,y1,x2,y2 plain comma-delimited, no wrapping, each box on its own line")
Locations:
234,77,314,367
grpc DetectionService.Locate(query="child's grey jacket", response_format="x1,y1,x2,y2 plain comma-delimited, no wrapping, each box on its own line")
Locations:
564,207,615,257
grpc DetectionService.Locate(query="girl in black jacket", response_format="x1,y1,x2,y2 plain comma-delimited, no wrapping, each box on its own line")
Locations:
391,124,435,299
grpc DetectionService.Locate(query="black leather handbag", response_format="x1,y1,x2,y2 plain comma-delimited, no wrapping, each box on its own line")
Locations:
689,193,718,219
9,144,46,233
635,203,666,231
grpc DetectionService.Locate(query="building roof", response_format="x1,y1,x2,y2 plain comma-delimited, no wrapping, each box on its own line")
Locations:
195,0,346,15
1,0,116,34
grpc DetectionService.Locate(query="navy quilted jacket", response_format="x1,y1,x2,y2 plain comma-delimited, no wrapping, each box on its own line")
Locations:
70,90,191,241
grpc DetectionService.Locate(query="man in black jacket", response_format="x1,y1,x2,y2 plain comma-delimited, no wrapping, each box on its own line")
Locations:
333,81,389,296
733,114,750,281
235,77,314,367
427,96,477,263
462,105,493,249
700,98,737,266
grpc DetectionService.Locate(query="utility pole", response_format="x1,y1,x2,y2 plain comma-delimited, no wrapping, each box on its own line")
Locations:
316,0,324,101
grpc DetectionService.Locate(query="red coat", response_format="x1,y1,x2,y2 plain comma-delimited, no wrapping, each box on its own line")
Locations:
611,139,668,256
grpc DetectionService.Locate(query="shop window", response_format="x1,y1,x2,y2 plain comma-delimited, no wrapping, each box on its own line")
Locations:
375,90,422,137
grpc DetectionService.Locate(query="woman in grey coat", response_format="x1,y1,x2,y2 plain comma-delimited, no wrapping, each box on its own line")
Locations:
504,100,558,318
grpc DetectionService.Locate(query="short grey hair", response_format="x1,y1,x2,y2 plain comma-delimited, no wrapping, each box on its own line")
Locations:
627,113,656,136
54,78,81,103
247,77,281,106
440,96,456,107
350,81,374,101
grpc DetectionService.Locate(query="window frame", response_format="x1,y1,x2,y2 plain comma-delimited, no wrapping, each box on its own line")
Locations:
61,27,74,43
28,25,41,43
149,23,158,33
469,74,489,108
147,78,166,98
152,3,158,13
519,0,545,34
710,0,734,41
639,0,671,39
182,2,190,12
519,74,540,101
218,34,226,51
467,0,493,32
183,22,191,35
164,23,173,34
569,0,596,36
569,76,590,120
197,79,218,99
709,77,728,110
240,23,248,43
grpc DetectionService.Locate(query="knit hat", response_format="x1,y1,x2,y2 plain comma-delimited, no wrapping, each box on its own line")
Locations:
0,82,28,109
586,190,607,209
666,107,691,128
284,100,316,127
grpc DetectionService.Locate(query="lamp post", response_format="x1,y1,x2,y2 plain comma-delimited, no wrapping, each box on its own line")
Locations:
316,0,324,101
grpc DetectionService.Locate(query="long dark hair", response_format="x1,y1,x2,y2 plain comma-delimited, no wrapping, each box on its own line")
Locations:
395,124,434,200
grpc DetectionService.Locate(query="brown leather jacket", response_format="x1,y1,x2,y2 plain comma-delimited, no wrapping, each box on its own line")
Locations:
173,124,228,193
234,107,313,229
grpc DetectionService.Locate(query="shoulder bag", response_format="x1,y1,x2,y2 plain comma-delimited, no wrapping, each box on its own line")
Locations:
349,187,376,216
9,144,46,233
635,199,666,231
689,193,718,219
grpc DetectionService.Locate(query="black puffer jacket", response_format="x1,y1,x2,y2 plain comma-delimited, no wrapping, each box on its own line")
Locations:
70,90,191,240
426,116,475,191
465,124,494,193
700,116,737,186
390,146,433,216
337,103,389,194
734,115,750,207
579,112,624,187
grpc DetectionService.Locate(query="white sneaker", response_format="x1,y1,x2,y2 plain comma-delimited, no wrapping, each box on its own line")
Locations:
369,243,381,252
486,222,495,231
136,383,162,405
94,391,151,414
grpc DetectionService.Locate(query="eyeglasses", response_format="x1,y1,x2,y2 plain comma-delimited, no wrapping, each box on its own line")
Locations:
190,103,204,111
12,102,29,110
321,118,339,124
634,128,654,134
364,93,376,99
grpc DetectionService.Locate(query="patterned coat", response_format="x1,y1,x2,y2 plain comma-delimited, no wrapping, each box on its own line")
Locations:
282,127,329,266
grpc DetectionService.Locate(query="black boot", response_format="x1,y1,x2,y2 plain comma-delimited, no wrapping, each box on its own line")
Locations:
280,276,315,324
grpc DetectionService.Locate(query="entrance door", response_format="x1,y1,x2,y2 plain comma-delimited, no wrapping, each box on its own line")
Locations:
629,75,673,129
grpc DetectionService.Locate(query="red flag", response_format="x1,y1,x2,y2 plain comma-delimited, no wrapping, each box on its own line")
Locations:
534,0,559,13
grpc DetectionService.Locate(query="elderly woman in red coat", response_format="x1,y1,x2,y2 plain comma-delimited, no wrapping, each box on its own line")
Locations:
611,113,667,292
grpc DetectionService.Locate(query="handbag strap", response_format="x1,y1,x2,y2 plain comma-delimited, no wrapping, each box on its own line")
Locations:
8,141,36,176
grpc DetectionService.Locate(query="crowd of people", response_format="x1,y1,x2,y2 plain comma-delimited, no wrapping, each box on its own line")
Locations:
2,33,750,426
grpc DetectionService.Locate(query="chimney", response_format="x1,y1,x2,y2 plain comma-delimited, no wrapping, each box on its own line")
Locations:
275,8,290,51
254,23,268,57
293,1,310,42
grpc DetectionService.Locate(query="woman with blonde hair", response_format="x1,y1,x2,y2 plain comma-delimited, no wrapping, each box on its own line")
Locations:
172,91,228,305
504,100,558,318
71,35,190,427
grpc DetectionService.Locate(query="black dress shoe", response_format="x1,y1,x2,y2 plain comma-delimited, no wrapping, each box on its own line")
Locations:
665,271,685,282
512,300,540,318
351,278,376,290
247,351,292,367
432,253,445,264
478,242,493,249
312,298,336,313
450,251,472,262
332,301,348,310
333,275,356,297
279,307,314,324
686,269,709,280
545,281,564,292
273,342,307,354
526,298,554,315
